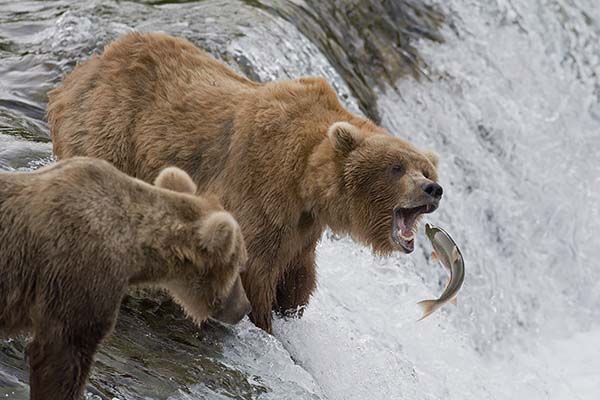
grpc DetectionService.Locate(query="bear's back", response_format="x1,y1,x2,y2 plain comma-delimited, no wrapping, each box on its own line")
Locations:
0,158,137,228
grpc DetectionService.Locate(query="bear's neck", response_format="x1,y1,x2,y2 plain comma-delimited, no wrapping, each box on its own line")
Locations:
128,209,191,285
301,136,354,236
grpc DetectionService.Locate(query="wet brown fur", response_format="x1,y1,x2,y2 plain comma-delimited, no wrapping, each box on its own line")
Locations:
0,157,247,400
48,32,440,333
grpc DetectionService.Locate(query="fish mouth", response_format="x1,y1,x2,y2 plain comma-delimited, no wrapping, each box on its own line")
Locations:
391,203,439,253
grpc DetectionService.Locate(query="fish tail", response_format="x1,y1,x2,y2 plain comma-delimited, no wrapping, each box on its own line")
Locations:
417,300,438,321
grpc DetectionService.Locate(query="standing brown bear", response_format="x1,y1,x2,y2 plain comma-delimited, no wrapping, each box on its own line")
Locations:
48,32,443,333
0,157,250,400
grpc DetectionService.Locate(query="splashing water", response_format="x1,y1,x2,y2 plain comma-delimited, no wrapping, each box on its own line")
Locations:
0,1,599,399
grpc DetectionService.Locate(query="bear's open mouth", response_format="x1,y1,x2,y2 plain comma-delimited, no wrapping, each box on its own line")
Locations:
391,204,438,253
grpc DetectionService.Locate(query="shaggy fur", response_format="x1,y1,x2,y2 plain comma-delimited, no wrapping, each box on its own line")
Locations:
48,32,442,333
0,157,249,400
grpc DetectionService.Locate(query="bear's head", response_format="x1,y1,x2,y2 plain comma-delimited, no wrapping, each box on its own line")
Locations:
313,122,442,254
154,167,251,325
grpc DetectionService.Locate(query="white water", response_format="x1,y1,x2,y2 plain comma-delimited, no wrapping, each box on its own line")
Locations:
223,1,600,399
1,1,599,399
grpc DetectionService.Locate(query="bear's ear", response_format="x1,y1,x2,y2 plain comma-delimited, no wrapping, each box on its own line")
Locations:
423,150,439,168
197,211,246,265
154,167,197,194
327,122,364,154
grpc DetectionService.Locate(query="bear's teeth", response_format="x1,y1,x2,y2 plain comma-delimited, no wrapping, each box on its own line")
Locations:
400,232,415,240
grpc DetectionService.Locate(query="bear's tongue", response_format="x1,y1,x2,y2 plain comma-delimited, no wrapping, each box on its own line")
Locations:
396,210,418,240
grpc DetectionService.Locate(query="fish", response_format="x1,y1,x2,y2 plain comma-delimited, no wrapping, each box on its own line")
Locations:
417,223,465,321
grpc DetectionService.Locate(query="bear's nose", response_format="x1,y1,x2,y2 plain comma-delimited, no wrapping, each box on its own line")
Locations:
422,182,443,200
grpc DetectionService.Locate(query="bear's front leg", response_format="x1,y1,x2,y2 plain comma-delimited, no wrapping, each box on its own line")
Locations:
28,307,117,400
275,247,317,317
28,335,100,400
242,262,280,334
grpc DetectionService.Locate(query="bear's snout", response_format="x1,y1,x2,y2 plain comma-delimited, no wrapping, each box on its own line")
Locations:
212,276,251,325
422,182,443,201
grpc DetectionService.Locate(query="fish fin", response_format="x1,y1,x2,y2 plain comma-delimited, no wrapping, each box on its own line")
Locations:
450,296,458,306
451,247,461,264
416,300,438,321
431,251,438,262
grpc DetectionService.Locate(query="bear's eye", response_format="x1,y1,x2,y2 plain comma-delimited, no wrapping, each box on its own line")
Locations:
390,163,405,176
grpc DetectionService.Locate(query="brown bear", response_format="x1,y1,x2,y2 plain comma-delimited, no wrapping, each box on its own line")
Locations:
48,32,443,333
0,157,250,400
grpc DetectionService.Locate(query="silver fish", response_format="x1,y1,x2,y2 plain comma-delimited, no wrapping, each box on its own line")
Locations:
417,223,465,321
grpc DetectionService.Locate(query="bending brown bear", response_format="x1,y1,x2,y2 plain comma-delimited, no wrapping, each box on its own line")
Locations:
48,32,443,333
0,157,250,400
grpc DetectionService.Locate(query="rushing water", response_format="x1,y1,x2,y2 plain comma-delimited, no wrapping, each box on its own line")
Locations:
1,0,600,399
